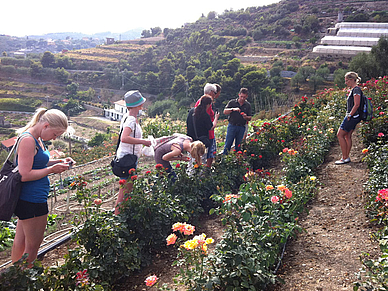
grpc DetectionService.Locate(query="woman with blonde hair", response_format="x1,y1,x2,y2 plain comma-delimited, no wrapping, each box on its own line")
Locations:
11,108,74,265
154,133,206,181
335,71,363,165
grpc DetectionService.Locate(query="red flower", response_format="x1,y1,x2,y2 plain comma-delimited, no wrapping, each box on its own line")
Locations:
145,170,151,174
94,199,102,205
237,151,243,154
176,163,180,168
251,154,255,157
128,168,136,174
156,164,163,169
259,155,262,159
131,175,138,181
119,179,126,185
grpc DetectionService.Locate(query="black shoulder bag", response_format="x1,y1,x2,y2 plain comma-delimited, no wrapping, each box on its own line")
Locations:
111,117,138,177
0,136,24,221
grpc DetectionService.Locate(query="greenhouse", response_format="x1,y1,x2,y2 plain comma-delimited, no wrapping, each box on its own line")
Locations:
314,22,388,56
320,36,379,47
312,45,371,56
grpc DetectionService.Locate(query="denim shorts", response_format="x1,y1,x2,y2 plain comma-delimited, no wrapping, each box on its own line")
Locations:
340,115,362,132
14,199,49,220
207,138,217,159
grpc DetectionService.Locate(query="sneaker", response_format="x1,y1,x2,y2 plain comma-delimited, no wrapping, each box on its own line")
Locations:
335,158,351,165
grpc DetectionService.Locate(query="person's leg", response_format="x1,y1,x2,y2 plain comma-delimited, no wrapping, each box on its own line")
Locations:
344,129,354,159
11,219,26,263
115,179,132,215
337,128,349,160
234,126,246,152
12,215,48,264
206,139,216,167
223,124,237,154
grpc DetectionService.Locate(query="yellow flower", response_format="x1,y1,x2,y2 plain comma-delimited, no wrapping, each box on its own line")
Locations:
266,185,274,190
277,185,286,191
310,176,316,181
362,148,368,154
182,239,198,250
205,238,214,244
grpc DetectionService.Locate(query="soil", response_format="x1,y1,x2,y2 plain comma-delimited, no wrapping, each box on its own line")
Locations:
1,126,380,290
268,130,380,291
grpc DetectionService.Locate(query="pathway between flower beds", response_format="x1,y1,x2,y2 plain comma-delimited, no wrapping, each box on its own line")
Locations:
269,131,380,290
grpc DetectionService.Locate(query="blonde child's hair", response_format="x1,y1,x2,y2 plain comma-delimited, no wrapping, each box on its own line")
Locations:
190,141,206,165
345,71,361,84
16,108,69,135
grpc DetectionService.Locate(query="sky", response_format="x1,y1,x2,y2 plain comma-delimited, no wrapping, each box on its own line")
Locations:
1,0,280,37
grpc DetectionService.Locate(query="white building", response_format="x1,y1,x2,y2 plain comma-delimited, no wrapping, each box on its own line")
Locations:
104,100,127,121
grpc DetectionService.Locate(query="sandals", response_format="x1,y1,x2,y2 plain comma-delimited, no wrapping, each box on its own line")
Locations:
334,157,351,165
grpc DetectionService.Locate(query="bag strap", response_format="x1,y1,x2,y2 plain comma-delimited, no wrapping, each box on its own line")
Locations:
4,132,33,166
116,116,136,155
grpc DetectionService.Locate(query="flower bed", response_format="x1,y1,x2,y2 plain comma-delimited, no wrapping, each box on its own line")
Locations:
2,78,386,290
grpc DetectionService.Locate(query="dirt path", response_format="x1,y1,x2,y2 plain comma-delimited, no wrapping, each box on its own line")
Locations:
270,131,380,290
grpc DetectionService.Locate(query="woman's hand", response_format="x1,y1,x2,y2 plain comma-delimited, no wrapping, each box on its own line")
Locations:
143,139,152,147
50,162,70,174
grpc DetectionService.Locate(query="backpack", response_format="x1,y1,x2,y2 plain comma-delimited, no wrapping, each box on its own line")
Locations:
360,91,373,121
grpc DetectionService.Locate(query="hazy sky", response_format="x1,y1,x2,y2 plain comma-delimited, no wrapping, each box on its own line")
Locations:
1,0,280,37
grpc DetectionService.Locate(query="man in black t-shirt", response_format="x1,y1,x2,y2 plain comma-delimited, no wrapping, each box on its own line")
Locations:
223,88,252,154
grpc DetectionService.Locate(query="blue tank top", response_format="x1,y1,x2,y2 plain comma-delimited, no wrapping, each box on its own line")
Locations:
17,133,51,203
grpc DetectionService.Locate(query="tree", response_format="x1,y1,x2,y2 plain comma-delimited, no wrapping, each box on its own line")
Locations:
41,51,56,68
240,68,268,113
298,66,315,82
141,30,152,38
207,11,216,20
371,36,388,77
151,27,162,37
171,74,187,99
55,67,70,84
223,58,241,78
333,68,347,88
291,72,305,91
66,82,79,97
349,53,378,81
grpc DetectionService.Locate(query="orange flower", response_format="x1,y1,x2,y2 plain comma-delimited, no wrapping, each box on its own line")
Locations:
265,185,274,190
362,148,368,154
172,222,184,232
182,224,195,235
155,164,164,169
166,233,177,245
94,199,102,205
223,194,238,203
284,188,292,199
194,164,199,168
277,185,287,191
